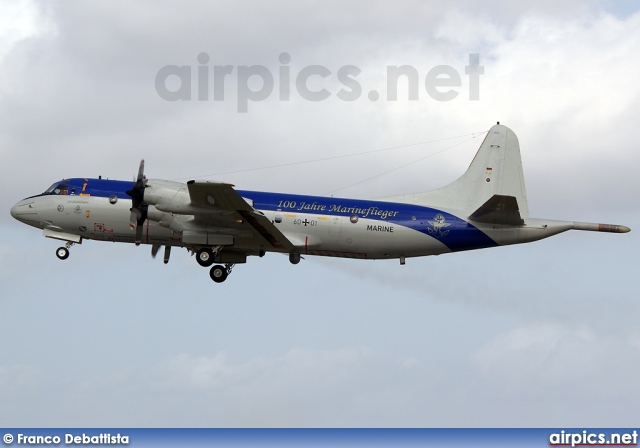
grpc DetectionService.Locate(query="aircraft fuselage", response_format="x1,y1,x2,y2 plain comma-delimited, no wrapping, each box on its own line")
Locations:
11,178,504,261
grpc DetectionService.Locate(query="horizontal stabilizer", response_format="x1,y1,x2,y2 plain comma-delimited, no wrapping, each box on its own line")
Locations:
469,194,524,226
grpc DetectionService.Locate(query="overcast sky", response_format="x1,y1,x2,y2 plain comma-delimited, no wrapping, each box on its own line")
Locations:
1,0,639,427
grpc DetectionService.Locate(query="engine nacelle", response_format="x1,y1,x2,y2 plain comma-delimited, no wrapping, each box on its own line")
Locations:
146,204,175,228
144,179,227,216
144,179,187,208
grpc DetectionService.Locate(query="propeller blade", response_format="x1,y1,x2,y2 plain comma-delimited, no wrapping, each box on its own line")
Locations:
129,209,137,229
135,222,143,245
136,159,145,183
151,245,160,258
126,159,146,206
126,159,148,242
163,246,171,264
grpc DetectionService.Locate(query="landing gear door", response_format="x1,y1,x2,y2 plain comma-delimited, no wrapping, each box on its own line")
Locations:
329,216,342,235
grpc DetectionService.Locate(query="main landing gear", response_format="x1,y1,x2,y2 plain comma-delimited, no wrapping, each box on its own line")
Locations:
196,247,215,267
194,246,233,283
209,264,234,283
55,241,75,260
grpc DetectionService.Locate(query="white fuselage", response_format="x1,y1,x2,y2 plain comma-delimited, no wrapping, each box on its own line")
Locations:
11,184,577,262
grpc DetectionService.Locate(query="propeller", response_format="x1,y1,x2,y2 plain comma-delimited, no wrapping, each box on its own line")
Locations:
125,159,147,246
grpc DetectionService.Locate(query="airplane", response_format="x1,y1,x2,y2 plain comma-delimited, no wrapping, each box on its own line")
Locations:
10,123,630,283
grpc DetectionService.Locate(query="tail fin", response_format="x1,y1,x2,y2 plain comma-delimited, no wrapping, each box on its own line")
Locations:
389,124,530,220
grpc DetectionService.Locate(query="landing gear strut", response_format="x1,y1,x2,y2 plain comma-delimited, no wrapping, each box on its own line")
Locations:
209,263,234,283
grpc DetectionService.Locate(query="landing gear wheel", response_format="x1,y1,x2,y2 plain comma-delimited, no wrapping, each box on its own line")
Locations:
56,247,69,260
196,248,215,267
210,265,228,283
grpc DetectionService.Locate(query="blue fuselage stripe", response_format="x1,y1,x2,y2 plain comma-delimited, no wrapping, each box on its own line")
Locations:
48,179,498,252
237,190,498,252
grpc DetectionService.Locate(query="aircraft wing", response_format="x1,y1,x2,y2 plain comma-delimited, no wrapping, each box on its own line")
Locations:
186,180,294,250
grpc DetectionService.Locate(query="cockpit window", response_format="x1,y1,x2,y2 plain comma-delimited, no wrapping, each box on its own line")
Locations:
44,181,70,195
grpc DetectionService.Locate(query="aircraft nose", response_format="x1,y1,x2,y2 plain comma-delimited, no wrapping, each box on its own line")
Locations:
10,199,39,223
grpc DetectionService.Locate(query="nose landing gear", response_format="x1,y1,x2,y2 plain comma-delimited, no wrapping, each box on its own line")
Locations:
55,241,75,260
56,247,69,260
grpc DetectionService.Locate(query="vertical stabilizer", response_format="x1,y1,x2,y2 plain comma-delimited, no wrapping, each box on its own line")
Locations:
386,124,530,220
